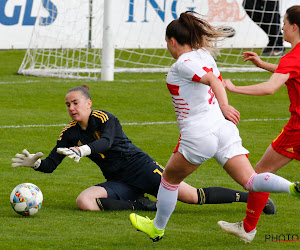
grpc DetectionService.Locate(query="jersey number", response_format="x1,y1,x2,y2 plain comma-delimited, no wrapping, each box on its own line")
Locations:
208,87,215,104
153,168,162,176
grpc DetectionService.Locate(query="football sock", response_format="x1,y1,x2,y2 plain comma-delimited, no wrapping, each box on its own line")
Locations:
96,198,145,211
243,192,269,233
154,176,179,230
253,172,291,193
199,187,248,205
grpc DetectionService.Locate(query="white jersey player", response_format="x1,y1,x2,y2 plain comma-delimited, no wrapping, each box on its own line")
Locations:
166,48,224,136
166,48,248,166
130,10,300,244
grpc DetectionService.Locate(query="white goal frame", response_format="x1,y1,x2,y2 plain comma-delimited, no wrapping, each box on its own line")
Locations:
18,0,294,81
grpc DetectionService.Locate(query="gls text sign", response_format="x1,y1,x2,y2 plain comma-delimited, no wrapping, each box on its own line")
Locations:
0,0,57,26
2,0,298,49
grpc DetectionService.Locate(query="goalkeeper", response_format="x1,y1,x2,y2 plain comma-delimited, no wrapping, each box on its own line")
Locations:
11,85,275,213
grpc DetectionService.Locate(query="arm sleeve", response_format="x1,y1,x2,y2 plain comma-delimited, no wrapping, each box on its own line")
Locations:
178,60,213,83
87,117,116,154
35,145,65,173
35,131,70,173
275,55,300,79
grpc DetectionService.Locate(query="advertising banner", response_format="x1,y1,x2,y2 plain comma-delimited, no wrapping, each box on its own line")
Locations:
0,0,298,49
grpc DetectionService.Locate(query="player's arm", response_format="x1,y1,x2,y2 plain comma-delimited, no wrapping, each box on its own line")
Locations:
57,115,116,161
87,119,116,154
11,149,44,169
36,144,68,173
224,72,289,96
200,71,240,124
36,127,77,172
11,146,65,173
242,51,278,73
11,126,77,172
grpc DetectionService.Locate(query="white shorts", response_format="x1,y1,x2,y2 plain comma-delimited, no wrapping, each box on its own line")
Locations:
177,120,249,167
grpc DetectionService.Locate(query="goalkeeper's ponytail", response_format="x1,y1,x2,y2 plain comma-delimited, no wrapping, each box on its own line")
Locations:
67,85,91,100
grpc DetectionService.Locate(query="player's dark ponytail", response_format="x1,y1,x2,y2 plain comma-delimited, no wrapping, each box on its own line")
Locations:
166,11,233,56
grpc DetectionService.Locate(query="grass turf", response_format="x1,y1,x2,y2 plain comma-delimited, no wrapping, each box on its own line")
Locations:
0,50,299,249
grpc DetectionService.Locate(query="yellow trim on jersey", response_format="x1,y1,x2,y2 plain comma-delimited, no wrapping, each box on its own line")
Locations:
58,120,77,141
153,168,162,176
154,161,165,170
273,128,284,143
92,110,109,123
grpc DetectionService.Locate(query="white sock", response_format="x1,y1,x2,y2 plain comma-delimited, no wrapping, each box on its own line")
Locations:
253,172,291,193
153,177,179,230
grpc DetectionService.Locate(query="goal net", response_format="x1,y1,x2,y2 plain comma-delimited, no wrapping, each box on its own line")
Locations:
18,0,293,81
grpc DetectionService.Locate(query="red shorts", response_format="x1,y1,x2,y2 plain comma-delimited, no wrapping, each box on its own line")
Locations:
271,127,300,161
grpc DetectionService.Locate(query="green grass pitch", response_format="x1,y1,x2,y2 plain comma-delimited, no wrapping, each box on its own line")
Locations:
0,50,299,249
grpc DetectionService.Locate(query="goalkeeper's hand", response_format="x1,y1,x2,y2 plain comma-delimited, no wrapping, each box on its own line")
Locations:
11,149,44,169
56,145,91,163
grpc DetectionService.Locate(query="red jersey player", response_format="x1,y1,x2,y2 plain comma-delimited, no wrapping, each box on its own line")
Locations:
222,4,300,242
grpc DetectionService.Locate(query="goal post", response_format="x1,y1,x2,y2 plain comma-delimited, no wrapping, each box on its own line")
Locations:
18,0,294,81
101,0,115,81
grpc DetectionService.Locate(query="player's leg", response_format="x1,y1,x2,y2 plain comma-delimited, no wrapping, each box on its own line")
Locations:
223,156,269,237
76,182,155,211
97,182,157,211
223,154,293,194
214,122,296,243
143,158,256,206
218,155,267,243
154,151,199,227
97,196,156,211
178,182,248,204
137,158,275,213
231,145,298,240
130,151,200,241
218,123,297,191
255,144,292,174
177,182,276,214
219,154,298,243
76,185,108,211
260,129,300,197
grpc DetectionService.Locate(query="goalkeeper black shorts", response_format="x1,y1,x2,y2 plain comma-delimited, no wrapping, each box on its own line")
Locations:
95,160,164,200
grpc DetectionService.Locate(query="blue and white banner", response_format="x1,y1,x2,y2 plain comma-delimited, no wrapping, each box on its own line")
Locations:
0,0,298,49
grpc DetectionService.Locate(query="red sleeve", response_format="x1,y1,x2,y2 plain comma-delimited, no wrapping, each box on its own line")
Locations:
275,53,300,79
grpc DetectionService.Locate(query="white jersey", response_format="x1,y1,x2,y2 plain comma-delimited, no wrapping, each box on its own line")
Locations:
166,49,226,138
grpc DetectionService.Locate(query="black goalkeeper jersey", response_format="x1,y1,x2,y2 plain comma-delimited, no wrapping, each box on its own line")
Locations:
36,110,156,182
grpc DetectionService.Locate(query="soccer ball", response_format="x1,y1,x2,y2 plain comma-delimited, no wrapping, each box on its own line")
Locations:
10,183,43,216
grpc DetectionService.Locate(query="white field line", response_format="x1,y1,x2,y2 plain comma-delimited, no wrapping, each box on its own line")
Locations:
0,118,289,129
0,78,268,85
0,80,41,84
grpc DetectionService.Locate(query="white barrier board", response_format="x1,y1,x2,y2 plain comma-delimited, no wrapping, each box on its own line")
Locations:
0,0,298,49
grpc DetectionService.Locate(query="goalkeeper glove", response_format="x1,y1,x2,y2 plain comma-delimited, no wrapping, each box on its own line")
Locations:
11,149,44,169
56,145,91,163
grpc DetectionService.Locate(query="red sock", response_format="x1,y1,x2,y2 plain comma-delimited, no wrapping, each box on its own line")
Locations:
243,192,270,233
